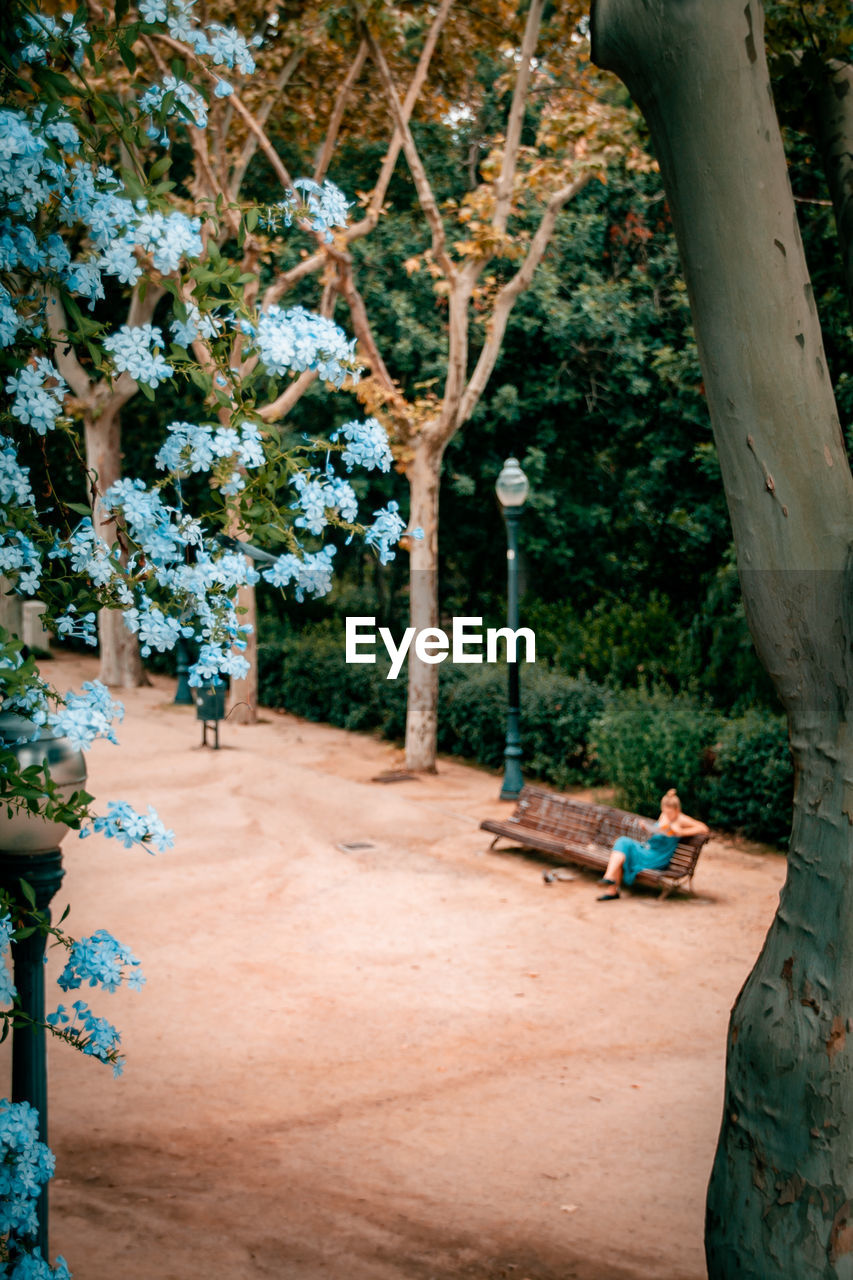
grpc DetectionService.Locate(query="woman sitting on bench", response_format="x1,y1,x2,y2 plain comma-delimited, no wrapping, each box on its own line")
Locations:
597,788,708,900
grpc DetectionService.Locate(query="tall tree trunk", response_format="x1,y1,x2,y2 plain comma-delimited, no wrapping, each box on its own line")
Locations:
815,60,853,325
84,409,144,688
226,578,258,724
404,434,445,772
591,2,853,1275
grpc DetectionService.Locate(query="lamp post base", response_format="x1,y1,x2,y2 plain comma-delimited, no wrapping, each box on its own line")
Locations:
0,846,65,1260
500,702,524,800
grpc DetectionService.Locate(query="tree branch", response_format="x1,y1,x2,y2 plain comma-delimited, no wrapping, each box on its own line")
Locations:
364,26,456,281
345,0,454,245
231,46,305,195
458,175,590,425
313,40,369,185
149,31,295,190
492,0,546,235
45,289,91,400
331,250,396,391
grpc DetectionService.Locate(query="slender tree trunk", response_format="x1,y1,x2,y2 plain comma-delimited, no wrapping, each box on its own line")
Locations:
591,2,853,1274
815,61,853,324
84,409,144,688
404,433,445,772
226,578,258,724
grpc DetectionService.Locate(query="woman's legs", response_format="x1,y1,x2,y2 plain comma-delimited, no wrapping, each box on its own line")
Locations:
598,847,625,899
603,848,626,885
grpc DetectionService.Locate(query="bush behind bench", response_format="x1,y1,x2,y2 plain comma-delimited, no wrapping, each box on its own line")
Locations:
257,622,793,847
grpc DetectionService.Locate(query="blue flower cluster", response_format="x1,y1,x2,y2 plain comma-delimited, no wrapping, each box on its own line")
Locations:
49,518,121,588
0,436,33,508
139,0,260,74
46,1000,123,1077
54,605,97,647
0,1100,59,1246
255,305,359,388
261,545,337,602
0,530,42,596
102,324,173,389
139,76,208,143
292,471,358,536
56,929,145,993
81,800,175,853
98,479,256,679
40,681,124,753
169,301,220,347
15,9,89,68
5,358,69,435
278,178,350,245
364,502,409,565
0,912,16,1009
155,418,264,493
332,417,394,473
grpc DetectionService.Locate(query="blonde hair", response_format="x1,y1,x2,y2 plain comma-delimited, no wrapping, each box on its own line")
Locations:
661,788,681,812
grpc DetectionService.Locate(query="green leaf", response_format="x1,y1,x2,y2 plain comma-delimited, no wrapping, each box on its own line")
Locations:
150,153,171,181
117,38,136,73
65,502,92,516
18,879,36,909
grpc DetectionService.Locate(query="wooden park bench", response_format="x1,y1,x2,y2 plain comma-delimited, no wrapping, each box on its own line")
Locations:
480,784,709,898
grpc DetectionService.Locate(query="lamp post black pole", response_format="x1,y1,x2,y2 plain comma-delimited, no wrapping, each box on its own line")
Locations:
173,637,193,706
0,848,65,1260
500,504,524,800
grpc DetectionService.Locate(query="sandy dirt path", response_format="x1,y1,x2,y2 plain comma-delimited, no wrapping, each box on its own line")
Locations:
13,653,784,1279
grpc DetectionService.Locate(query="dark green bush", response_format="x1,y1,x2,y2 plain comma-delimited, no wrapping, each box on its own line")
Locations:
704,709,793,846
590,687,715,814
258,620,793,845
257,619,406,737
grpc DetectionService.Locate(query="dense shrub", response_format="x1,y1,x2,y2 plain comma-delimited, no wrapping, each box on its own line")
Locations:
256,620,407,738
258,621,794,845
590,687,715,814
704,710,793,846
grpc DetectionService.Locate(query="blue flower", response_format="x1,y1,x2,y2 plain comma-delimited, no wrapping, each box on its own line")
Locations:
5,357,68,433
331,417,393,473
102,324,173,388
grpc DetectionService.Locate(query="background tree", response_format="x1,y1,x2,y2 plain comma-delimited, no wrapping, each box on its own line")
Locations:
591,1,853,1275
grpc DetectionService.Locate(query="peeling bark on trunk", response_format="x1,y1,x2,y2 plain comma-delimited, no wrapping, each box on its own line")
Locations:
84,410,144,689
591,2,853,1274
404,436,445,772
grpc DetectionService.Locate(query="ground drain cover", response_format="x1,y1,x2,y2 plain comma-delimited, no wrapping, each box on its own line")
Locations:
371,770,420,783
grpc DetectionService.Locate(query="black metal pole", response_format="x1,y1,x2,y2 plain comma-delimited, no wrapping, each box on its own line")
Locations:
0,847,65,1260
500,505,524,800
174,637,194,706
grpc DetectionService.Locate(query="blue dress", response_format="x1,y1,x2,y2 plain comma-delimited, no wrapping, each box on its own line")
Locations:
614,821,679,886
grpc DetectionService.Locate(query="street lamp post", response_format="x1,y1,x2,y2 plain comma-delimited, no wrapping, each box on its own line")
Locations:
495,456,529,801
0,712,87,1260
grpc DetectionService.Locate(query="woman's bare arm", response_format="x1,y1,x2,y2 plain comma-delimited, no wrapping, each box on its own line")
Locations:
673,812,709,836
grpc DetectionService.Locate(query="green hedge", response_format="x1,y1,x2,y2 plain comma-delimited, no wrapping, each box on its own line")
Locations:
258,622,607,788
591,688,793,845
257,622,794,845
